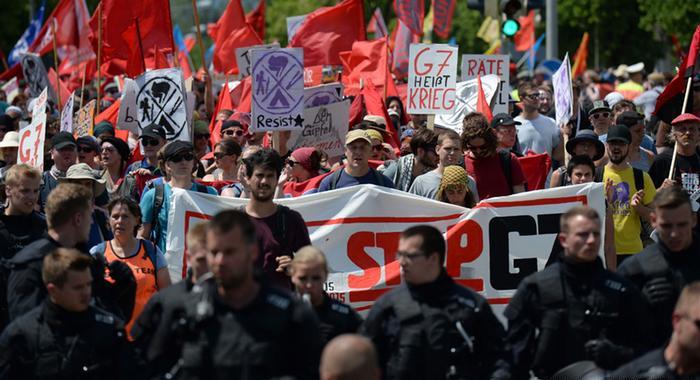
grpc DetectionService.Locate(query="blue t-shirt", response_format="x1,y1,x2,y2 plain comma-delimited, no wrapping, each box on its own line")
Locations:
140,182,217,252
317,168,395,192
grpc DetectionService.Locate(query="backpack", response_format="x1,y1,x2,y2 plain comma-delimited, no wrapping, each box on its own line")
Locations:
496,150,527,192
151,182,210,245
326,167,389,191
92,239,160,290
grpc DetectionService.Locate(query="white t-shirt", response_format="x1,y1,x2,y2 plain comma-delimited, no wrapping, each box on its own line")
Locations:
514,114,560,157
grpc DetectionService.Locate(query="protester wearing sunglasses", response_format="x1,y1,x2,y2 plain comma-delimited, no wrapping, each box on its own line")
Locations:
203,139,241,183
220,120,248,147
76,135,101,171
139,141,217,253
588,100,614,139
127,124,166,177
515,81,563,163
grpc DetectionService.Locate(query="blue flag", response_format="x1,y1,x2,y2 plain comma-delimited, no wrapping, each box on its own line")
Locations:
173,25,189,58
527,33,546,72
8,0,46,66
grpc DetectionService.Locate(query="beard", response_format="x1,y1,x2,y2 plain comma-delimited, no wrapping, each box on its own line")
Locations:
251,184,274,202
216,269,248,290
609,152,628,165
418,153,437,169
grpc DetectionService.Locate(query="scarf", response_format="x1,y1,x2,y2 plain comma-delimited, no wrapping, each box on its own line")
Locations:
436,165,469,201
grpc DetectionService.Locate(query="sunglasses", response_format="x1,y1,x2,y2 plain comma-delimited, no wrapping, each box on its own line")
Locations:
78,146,95,153
168,153,194,163
222,129,244,137
286,159,301,166
525,93,540,100
214,152,233,159
142,137,161,147
591,112,610,120
195,134,210,140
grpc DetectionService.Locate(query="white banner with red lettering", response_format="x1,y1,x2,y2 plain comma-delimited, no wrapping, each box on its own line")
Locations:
167,183,605,314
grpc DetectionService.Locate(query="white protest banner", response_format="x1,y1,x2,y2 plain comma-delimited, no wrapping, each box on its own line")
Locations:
303,83,343,108
286,15,308,41
407,43,458,114
251,48,305,132
288,99,350,159
461,54,510,115
168,183,605,316
236,43,280,78
17,112,46,171
552,53,574,126
116,78,140,134
435,75,499,134
60,92,74,133
32,87,48,120
74,99,95,137
1,77,19,104
20,53,54,100
133,68,189,141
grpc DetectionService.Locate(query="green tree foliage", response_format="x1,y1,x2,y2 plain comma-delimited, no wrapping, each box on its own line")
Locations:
638,0,700,46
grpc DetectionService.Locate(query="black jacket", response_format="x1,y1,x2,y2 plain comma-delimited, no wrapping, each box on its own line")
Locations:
362,271,510,380
313,293,363,346
0,300,140,380
609,347,700,379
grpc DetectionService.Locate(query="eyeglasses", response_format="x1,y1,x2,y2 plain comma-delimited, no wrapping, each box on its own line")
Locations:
77,146,95,153
286,159,301,166
591,112,610,120
142,137,161,147
195,133,210,140
168,153,194,163
214,152,233,159
396,250,427,261
222,129,244,137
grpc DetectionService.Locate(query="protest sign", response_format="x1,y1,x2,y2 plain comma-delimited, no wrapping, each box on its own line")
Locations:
434,75,499,134
74,99,95,137
32,87,48,120
1,77,19,104
407,43,458,114
288,99,350,158
461,54,510,115
60,92,74,133
17,112,46,171
552,53,574,126
287,14,308,41
168,183,605,316
235,43,280,78
303,83,343,108
20,53,54,100
251,48,304,132
119,68,189,141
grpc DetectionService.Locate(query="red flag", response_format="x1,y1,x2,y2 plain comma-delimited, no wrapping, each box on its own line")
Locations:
476,76,493,123
94,98,121,125
246,0,266,41
211,0,262,75
89,0,175,78
289,0,366,67
394,0,424,36
30,0,95,66
153,47,171,69
655,24,700,123
514,10,535,52
571,32,589,78
342,37,390,97
363,80,400,148
390,19,420,81
210,83,235,147
433,0,456,39
367,7,388,39
122,21,146,77
518,152,551,190
47,68,71,106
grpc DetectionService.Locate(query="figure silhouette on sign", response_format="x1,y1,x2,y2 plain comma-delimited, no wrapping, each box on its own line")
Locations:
140,98,152,122
256,71,269,96
149,82,171,104
270,89,290,109
267,55,288,76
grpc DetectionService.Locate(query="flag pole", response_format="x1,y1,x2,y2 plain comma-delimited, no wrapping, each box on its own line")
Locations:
668,76,694,180
191,0,213,115
79,63,87,110
0,49,8,71
50,18,62,111
96,4,102,114
134,18,146,71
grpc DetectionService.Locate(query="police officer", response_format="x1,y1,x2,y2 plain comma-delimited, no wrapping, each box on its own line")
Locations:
505,206,653,380
618,187,700,346
362,225,510,380
164,210,322,380
0,248,138,379
290,245,363,346
610,282,700,379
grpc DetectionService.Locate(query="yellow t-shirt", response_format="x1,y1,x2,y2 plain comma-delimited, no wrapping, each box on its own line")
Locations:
603,165,656,255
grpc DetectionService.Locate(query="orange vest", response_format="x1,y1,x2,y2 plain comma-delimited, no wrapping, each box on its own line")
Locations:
104,239,158,337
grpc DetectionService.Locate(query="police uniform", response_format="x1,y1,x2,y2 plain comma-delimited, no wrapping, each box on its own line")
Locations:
618,238,700,346
170,278,322,380
362,271,510,380
609,348,700,380
0,300,138,379
313,293,363,346
504,257,654,380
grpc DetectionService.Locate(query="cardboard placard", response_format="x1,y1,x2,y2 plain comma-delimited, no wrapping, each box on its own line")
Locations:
407,43,458,114
17,112,46,171
461,54,510,115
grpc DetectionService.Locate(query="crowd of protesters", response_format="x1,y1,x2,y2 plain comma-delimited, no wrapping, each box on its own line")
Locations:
0,54,699,379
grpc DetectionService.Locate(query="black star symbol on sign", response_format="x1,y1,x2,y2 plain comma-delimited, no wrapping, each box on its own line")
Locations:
294,115,304,127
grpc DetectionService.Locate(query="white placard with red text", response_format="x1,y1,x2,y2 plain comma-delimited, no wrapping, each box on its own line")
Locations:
17,112,46,171
461,54,510,115
407,43,458,114
167,184,605,317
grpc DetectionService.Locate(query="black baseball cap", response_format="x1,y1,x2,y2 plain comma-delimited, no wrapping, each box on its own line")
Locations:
221,120,243,132
140,124,166,140
491,113,522,129
616,111,644,127
606,125,631,144
163,141,193,161
51,132,77,150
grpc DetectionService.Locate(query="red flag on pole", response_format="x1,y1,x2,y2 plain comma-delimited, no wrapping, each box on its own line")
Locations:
122,21,146,77
514,10,535,52
367,7,388,39
655,24,700,123
433,0,456,39
342,37,390,97
210,83,234,147
246,0,266,41
390,19,420,81
477,75,493,123
394,0,424,36
289,0,366,67
210,0,262,75
571,32,589,78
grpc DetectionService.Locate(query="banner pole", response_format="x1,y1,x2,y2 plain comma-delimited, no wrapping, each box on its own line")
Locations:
96,4,102,114
79,63,87,110
668,76,693,180
134,18,146,71
191,0,213,115
50,18,62,111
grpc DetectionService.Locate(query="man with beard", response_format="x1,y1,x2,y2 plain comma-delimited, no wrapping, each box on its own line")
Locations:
409,130,476,199
166,210,322,379
649,113,700,195
243,148,311,290
462,113,526,200
38,132,78,211
381,128,438,192
600,125,656,263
